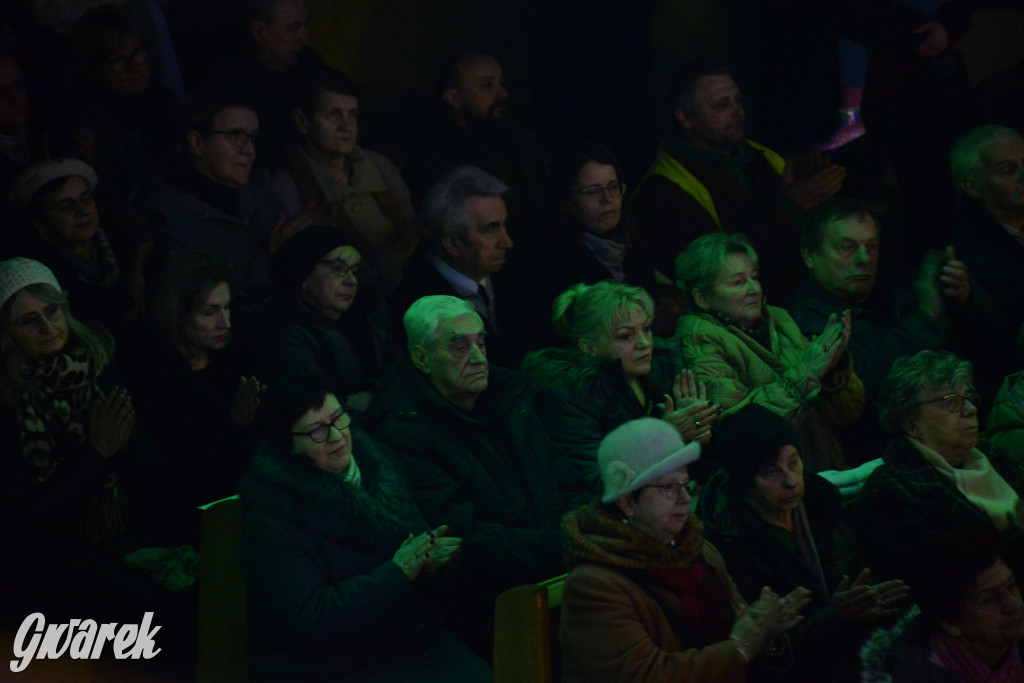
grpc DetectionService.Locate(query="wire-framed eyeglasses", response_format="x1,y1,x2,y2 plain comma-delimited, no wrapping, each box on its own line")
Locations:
291,412,352,443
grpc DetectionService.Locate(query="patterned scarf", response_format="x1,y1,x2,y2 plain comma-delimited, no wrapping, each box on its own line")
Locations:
930,631,1024,683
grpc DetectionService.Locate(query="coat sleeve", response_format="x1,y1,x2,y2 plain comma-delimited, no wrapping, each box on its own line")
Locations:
240,510,416,651
560,564,746,683
678,318,820,421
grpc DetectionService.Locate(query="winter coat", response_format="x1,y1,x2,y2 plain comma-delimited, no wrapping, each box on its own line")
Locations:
522,345,678,488
855,436,1024,582
698,470,867,681
560,504,748,682
239,430,489,682
989,371,1024,469
365,361,591,601
678,306,864,471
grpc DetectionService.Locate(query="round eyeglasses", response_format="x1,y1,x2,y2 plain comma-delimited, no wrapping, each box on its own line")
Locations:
291,412,352,443
914,392,980,415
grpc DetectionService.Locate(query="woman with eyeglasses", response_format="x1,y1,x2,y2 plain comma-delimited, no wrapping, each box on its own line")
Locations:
560,417,812,682
267,225,397,413
117,250,263,536
698,405,909,682
857,350,1024,584
239,369,490,681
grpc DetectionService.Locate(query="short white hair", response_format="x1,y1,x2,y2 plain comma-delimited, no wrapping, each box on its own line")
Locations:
403,295,482,352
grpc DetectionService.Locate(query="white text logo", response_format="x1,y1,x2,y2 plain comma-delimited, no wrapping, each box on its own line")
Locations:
10,612,161,672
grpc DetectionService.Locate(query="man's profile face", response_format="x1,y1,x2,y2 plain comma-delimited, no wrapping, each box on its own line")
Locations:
676,74,745,154
254,0,309,73
802,213,880,303
414,313,489,407
965,135,1024,218
442,196,513,281
445,56,508,124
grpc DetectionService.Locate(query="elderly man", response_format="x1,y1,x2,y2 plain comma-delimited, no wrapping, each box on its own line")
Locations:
366,294,589,655
950,125,1024,382
788,198,997,462
133,87,285,297
391,165,525,365
403,51,550,252
635,62,846,300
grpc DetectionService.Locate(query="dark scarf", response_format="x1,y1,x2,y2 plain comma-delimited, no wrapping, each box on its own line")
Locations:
709,304,772,349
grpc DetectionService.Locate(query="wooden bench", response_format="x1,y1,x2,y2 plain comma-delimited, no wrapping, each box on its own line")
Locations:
197,495,248,683
493,574,567,683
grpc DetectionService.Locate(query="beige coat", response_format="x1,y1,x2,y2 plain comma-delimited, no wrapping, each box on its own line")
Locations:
677,307,864,471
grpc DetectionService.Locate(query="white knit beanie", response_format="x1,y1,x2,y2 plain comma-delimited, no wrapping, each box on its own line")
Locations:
0,258,62,311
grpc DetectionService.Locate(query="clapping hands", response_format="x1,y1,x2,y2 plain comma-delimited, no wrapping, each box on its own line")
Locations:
662,370,718,445
805,310,851,381
392,525,462,581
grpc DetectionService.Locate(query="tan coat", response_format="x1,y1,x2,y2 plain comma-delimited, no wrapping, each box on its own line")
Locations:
677,307,864,471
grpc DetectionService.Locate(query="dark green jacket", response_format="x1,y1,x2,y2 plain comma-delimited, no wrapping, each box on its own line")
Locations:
521,345,678,489
698,470,865,680
855,436,1024,583
365,361,590,600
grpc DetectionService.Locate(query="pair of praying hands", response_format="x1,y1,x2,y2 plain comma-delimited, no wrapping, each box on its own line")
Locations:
662,370,719,445
392,525,462,581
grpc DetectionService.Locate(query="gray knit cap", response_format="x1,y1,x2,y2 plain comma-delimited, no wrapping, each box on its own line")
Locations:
0,258,62,311
598,417,700,503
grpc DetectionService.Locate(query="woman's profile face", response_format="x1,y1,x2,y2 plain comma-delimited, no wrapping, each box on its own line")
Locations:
695,252,763,328
587,306,652,380
946,559,1024,653
291,393,353,474
906,383,979,458
301,246,361,321
184,281,231,353
8,290,69,360
565,161,622,235
617,467,691,545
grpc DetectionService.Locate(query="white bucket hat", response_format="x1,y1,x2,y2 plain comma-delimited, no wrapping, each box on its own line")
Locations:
598,418,701,503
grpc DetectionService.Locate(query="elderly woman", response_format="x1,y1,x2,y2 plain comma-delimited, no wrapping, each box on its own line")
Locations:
0,257,190,631
857,350,1024,583
523,281,718,486
560,417,812,682
239,370,489,681
118,251,262,531
861,529,1024,681
268,224,396,412
676,232,864,472
699,404,909,682
7,158,139,329
273,68,416,291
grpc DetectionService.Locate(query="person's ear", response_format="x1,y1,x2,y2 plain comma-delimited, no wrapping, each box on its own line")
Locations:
292,108,310,136
186,130,204,157
801,247,815,270
442,87,462,112
959,178,980,200
440,233,460,260
615,495,636,519
578,338,595,356
900,415,920,440
674,106,692,130
411,345,430,374
692,289,711,311
250,20,267,45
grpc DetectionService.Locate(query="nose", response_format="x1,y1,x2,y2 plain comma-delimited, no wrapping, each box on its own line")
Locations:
962,398,979,416
677,487,691,507
497,227,513,249
39,315,57,335
468,342,487,364
782,470,799,489
746,278,761,295
854,246,872,265
636,329,652,349
341,270,358,286
218,310,231,329
327,424,345,442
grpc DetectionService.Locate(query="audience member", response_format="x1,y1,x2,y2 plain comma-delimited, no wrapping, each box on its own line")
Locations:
391,166,522,366
856,350,1024,583
402,51,551,252
118,251,262,536
950,124,1024,387
861,530,1024,682
699,404,909,682
132,87,284,298
634,62,845,298
273,68,416,291
239,369,490,681
559,417,812,682
522,281,716,487
676,233,864,472
365,295,590,655
789,198,998,463
7,158,137,331
66,5,177,203
268,225,396,412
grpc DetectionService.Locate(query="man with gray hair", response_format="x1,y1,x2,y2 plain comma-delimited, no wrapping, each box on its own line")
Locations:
391,165,521,366
949,124,1024,381
366,294,589,657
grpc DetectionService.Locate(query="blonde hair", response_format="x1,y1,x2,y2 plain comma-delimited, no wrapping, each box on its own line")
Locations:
551,281,654,347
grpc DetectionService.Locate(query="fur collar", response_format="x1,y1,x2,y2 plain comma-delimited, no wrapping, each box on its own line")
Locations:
239,429,424,548
563,502,705,571
521,347,622,396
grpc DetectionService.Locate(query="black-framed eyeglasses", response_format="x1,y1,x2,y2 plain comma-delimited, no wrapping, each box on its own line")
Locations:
108,46,147,73
641,482,690,503
208,129,260,148
291,412,352,443
318,259,360,279
571,180,625,200
914,392,980,415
